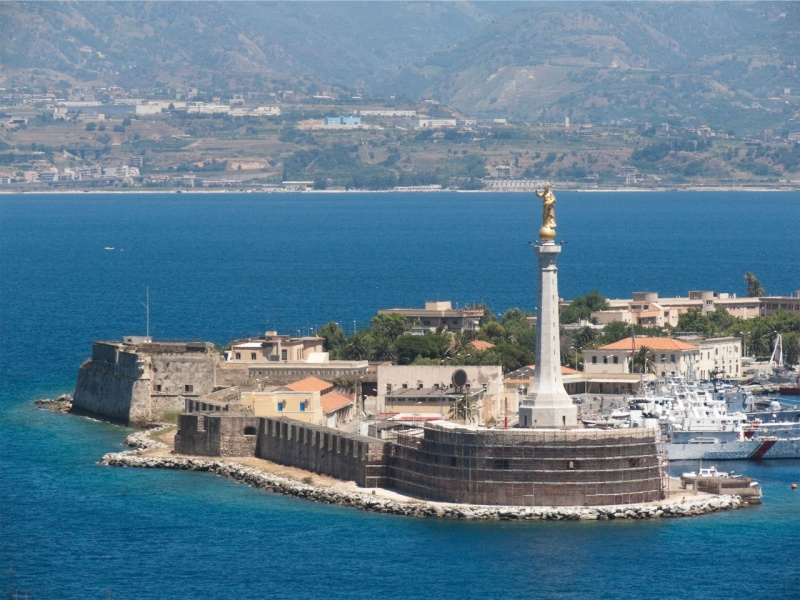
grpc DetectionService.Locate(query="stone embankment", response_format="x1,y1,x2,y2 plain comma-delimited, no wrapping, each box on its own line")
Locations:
101,441,745,521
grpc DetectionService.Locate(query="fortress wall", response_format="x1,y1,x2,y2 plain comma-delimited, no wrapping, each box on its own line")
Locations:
386,426,664,507
256,418,388,487
73,342,218,426
175,413,260,457
73,344,148,423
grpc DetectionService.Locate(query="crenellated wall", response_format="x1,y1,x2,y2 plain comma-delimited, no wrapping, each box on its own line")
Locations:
172,415,665,507
175,412,260,457
255,418,388,487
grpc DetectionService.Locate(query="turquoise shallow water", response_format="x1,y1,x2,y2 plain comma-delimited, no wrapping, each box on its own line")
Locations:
1,192,799,599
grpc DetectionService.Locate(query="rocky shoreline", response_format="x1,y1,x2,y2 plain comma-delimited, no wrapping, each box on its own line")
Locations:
34,393,73,414
101,440,746,521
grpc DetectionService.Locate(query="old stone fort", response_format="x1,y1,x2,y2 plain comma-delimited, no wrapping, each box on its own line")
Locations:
73,190,666,507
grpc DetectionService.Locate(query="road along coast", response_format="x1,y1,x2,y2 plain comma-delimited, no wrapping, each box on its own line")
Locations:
101,429,747,521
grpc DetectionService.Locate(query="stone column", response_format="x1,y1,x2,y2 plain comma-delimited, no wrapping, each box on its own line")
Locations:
518,243,578,428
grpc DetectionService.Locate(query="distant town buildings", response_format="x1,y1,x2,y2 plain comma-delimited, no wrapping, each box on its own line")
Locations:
566,290,800,328
377,301,483,332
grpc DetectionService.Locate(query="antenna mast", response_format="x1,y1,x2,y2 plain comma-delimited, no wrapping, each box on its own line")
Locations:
141,286,150,338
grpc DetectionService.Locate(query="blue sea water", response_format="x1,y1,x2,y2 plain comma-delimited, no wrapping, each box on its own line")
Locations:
1,191,799,599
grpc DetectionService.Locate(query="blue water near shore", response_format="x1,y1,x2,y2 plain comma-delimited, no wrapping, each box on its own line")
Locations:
1,191,799,599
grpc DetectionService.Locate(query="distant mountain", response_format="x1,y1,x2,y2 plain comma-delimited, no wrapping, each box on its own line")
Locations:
0,1,511,92
385,2,800,129
1,1,798,131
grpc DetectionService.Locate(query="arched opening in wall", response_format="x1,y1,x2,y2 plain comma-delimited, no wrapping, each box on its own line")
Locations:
244,426,257,436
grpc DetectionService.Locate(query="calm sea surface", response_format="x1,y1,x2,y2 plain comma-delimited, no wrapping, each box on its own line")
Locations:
1,191,799,599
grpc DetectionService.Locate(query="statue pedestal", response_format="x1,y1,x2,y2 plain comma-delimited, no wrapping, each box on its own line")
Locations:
518,242,578,428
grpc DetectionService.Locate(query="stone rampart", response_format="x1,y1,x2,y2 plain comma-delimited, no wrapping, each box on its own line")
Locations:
175,412,260,457
73,341,218,426
386,425,664,506
256,417,388,487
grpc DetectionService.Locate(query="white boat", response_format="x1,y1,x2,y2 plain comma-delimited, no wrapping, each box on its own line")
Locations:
681,466,728,479
627,377,800,460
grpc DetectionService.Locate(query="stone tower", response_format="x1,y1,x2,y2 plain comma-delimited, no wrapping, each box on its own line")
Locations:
518,188,578,428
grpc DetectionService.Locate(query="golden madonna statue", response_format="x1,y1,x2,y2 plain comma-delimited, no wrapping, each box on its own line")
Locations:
535,185,557,241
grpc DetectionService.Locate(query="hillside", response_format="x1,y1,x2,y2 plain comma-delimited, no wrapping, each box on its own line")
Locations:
0,1,510,93
387,2,800,131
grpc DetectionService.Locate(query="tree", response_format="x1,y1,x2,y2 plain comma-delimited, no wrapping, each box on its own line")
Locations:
395,334,449,365
744,272,766,297
573,325,597,350
783,333,800,366
477,321,506,344
370,314,410,341
632,346,655,373
448,393,479,424
560,291,610,324
600,321,631,344
676,308,715,336
342,332,372,360
316,321,345,353
370,338,398,362
501,308,533,343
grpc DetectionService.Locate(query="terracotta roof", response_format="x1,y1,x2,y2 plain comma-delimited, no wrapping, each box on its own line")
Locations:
285,376,334,393
321,392,353,413
598,337,698,351
470,340,495,351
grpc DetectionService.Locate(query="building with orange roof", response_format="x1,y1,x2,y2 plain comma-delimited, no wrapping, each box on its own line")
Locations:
285,376,334,394
321,392,355,427
470,340,495,351
582,335,742,379
583,336,699,378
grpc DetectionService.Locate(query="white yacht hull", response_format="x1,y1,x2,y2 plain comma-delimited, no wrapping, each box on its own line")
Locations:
668,437,800,461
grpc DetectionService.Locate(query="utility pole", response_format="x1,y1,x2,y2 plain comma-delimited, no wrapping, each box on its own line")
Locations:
141,286,150,338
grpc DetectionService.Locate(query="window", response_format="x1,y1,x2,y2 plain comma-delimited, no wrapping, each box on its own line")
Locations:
671,354,676,363
592,356,597,364
184,384,193,393
386,383,392,393
251,352,257,360
494,459,510,470
244,426,257,436
402,383,408,389
661,354,666,361
235,352,241,360
154,384,162,392
299,402,306,412
603,356,608,364
281,350,287,361
277,402,284,412
613,356,618,364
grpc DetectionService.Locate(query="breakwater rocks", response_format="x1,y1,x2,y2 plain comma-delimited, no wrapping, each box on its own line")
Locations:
100,451,745,521
122,427,170,451
34,393,73,414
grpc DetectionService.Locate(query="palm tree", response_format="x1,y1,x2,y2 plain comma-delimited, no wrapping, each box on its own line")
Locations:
448,393,478,424
632,346,655,374
744,272,766,297
343,333,372,360
573,325,597,350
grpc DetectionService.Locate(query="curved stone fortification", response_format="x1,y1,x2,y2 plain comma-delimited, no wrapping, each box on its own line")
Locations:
100,452,740,521
387,424,664,506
